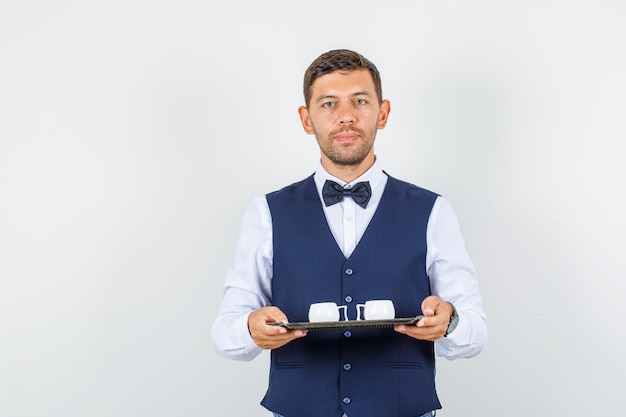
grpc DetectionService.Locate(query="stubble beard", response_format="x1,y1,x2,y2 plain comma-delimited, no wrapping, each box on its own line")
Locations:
316,127,377,167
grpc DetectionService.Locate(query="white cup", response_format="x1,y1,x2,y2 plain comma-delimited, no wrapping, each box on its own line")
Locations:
308,302,348,322
356,299,396,321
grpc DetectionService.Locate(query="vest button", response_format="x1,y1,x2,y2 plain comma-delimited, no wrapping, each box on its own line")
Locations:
344,330,352,338
344,295,353,303
342,397,351,404
345,268,354,276
343,363,352,371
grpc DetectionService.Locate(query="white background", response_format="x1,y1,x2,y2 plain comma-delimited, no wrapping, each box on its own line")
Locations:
1,1,625,416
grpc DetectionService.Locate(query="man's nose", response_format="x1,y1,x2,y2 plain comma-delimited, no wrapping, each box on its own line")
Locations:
338,105,355,124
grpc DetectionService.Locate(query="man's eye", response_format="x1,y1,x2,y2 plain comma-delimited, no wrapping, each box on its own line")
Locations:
323,102,335,108
355,99,366,105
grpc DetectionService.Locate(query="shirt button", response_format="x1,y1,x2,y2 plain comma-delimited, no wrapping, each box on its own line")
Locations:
344,295,353,303
344,330,352,338
342,397,351,404
345,268,353,276
343,363,352,371
346,216,353,222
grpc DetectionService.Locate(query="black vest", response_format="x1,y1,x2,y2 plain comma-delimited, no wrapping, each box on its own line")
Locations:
262,174,441,417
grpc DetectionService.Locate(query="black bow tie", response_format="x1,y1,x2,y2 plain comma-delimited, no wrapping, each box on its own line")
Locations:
322,180,372,209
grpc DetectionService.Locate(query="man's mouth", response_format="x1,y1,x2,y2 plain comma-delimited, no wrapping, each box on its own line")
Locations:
333,130,360,142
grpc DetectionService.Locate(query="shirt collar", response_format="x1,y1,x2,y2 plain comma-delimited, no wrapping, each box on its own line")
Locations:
313,157,385,192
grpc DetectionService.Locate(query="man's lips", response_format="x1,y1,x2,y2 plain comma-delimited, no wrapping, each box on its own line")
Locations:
333,131,360,142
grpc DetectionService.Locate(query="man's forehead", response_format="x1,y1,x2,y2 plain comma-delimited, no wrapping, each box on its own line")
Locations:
311,69,376,96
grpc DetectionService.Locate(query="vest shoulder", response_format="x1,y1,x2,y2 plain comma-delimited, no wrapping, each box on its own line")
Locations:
266,175,314,200
386,175,441,199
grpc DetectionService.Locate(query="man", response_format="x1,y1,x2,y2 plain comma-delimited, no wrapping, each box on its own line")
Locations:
211,49,487,417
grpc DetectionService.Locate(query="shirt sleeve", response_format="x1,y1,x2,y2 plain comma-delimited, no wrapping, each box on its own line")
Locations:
428,197,488,360
210,196,273,361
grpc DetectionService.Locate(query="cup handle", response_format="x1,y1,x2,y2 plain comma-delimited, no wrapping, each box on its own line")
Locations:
337,305,348,321
356,304,365,321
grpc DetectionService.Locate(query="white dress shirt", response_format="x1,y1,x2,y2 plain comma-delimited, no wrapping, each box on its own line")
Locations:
211,158,487,361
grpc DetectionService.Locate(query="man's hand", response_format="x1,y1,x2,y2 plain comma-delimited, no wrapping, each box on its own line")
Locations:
248,306,307,350
394,296,454,341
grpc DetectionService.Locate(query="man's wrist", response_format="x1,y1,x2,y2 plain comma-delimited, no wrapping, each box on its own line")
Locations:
444,303,459,337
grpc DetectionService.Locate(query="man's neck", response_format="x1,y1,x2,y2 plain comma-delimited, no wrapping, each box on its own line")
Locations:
321,155,376,184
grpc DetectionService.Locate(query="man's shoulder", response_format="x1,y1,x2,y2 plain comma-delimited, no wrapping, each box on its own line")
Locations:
385,173,441,199
266,174,315,199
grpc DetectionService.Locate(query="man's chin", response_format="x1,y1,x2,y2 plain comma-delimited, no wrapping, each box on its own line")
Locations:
327,152,369,166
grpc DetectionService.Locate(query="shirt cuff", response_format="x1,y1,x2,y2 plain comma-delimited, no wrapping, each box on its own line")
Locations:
435,312,486,360
232,312,263,358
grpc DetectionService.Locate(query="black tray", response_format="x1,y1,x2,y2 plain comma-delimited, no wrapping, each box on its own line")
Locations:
267,316,423,331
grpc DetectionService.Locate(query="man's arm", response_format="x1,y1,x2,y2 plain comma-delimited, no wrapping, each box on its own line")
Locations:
210,196,307,360
210,197,274,361
396,197,487,359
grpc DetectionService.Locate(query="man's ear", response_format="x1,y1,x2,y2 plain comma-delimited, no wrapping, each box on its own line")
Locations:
377,99,391,129
298,106,315,134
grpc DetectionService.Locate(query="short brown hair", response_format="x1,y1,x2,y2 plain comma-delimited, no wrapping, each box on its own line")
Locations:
303,49,383,106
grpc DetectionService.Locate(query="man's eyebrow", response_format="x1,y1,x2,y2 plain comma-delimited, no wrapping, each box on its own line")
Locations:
314,91,372,103
315,94,338,103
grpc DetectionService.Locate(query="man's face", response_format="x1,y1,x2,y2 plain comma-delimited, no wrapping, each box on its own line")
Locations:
298,69,390,170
